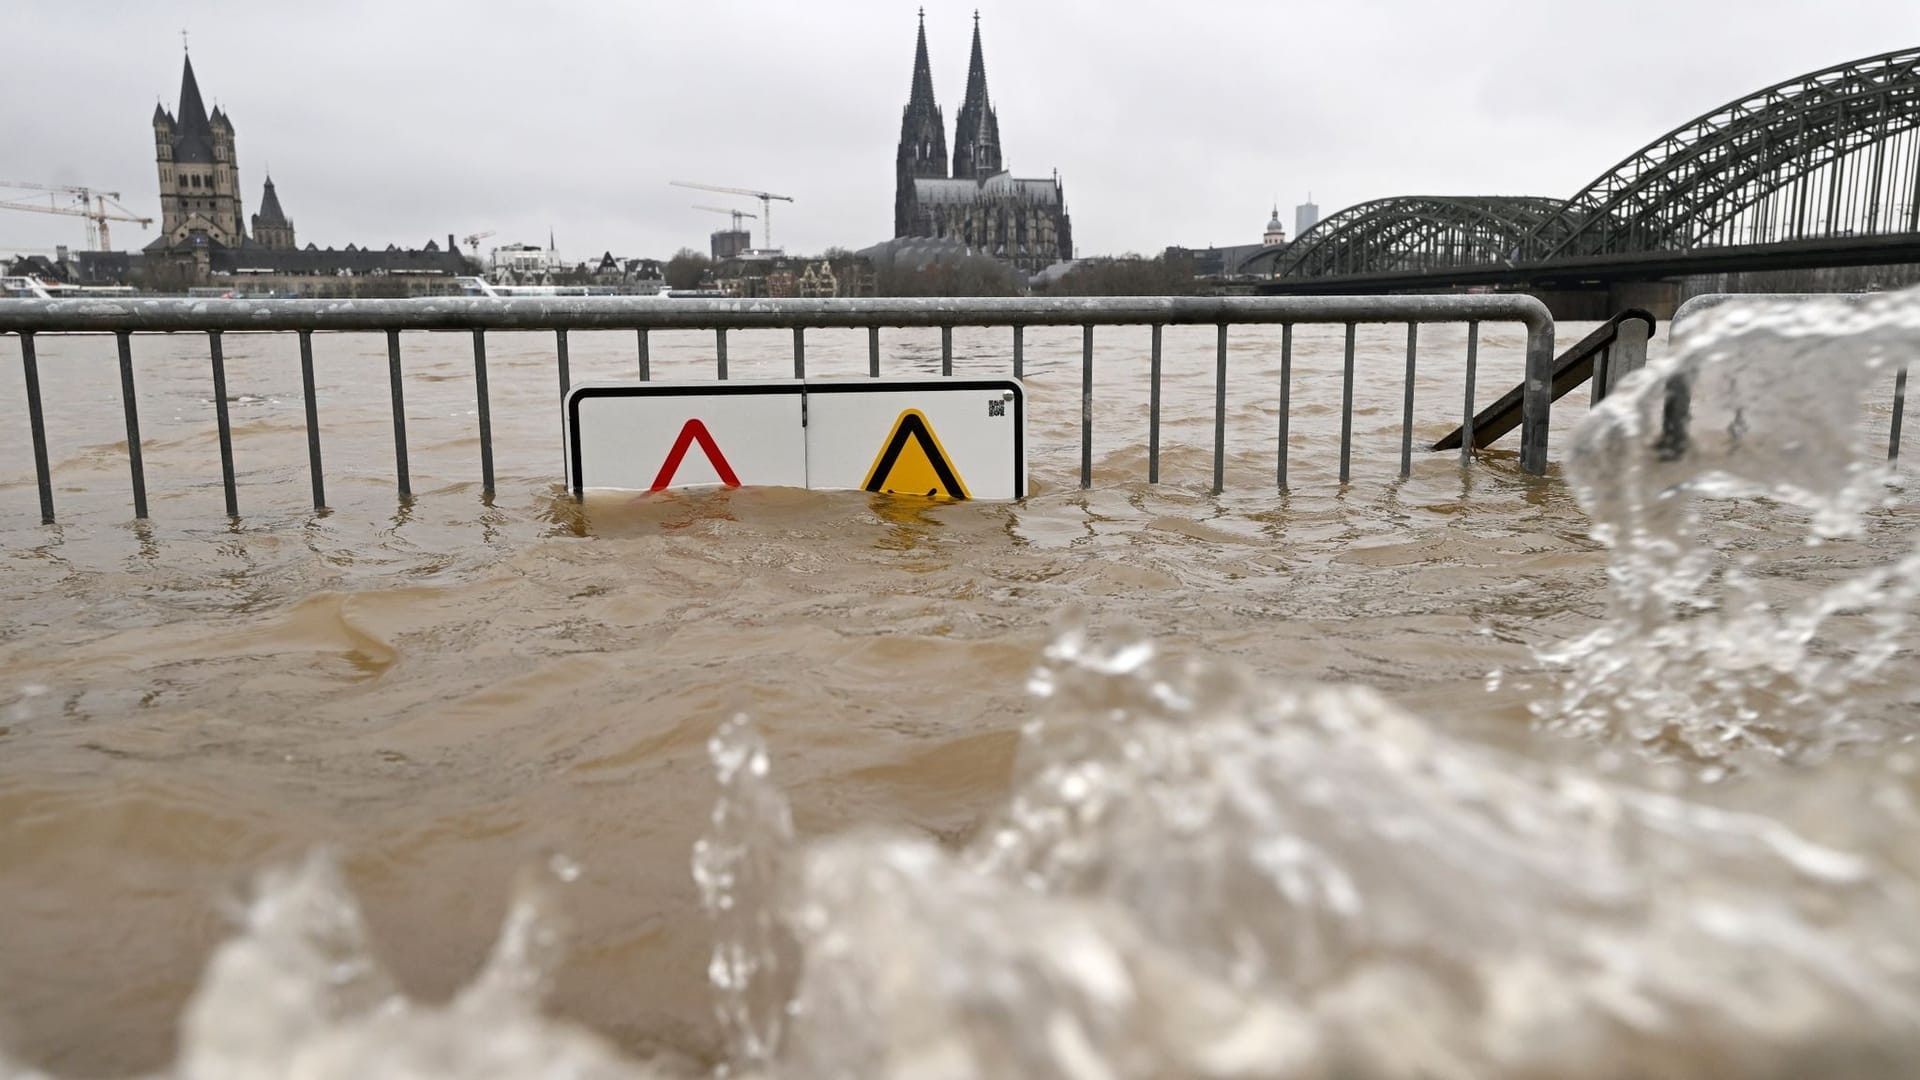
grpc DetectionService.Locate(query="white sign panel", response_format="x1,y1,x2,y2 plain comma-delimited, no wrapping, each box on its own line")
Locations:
565,378,1025,500
805,380,1025,500
567,381,806,493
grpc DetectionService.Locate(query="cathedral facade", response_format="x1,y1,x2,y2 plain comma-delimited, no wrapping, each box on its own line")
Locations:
893,14,1072,273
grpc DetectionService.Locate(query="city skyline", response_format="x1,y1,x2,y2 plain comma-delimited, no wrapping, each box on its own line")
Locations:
5,0,1919,260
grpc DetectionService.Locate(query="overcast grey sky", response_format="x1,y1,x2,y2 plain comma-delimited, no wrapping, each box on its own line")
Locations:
4,1,1917,261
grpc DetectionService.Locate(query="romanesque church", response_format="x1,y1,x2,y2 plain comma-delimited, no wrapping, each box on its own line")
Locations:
894,13,1072,273
146,53,297,257
143,50,467,295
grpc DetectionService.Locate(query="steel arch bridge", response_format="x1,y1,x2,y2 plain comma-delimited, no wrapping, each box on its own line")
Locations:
1240,196,1564,278
1250,46,1920,284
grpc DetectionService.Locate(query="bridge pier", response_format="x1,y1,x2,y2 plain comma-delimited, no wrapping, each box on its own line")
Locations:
1526,281,1679,322
1606,281,1680,320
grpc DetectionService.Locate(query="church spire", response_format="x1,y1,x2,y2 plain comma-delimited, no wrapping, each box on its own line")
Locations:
177,53,210,135
894,9,948,236
908,8,937,113
952,11,1002,179
170,52,215,164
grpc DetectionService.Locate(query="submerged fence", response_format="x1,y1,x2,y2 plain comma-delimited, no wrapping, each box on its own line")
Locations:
0,295,1560,523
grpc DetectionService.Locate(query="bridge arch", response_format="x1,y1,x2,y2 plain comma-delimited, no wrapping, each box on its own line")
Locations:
1240,196,1563,278
1529,47,1920,258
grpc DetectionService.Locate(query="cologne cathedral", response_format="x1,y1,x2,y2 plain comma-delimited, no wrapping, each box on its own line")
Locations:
893,13,1072,273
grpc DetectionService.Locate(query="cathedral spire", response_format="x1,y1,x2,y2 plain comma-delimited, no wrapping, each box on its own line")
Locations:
908,8,937,113
951,12,1002,179
895,10,948,236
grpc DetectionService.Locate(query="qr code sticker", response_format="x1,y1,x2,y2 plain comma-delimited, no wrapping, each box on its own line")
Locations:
988,398,1006,417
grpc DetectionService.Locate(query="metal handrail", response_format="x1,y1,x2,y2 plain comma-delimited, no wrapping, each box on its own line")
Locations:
2,294,1557,524
1432,308,1655,453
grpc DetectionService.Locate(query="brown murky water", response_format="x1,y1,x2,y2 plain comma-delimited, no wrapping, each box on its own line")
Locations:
0,317,1907,1075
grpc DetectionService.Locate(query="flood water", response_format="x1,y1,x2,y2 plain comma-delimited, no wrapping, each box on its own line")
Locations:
1,303,1916,1077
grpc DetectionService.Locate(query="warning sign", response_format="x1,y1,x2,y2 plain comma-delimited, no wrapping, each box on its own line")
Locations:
567,381,805,493
652,419,739,491
862,410,969,498
566,378,1023,499
806,380,1023,500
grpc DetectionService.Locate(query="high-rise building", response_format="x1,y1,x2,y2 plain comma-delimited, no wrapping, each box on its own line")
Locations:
710,228,752,261
1295,196,1321,238
891,12,1072,273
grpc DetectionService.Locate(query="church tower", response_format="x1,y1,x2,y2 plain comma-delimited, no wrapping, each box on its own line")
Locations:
149,50,246,250
252,175,296,251
951,12,1003,180
894,9,948,237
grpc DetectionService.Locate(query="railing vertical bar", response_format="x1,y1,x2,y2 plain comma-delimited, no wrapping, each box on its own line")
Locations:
386,329,410,499
941,325,953,376
19,333,55,523
1593,343,1612,405
868,326,880,377
208,331,238,517
715,328,728,380
1213,324,1228,495
1148,324,1163,484
1399,323,1417,478
116,331,148,519
1518,318,1555,475
1013,325,1024,380
1338,322,1356,485
1461,321,1480,467
297,330,325,510
1891,364,1908,463
792,326,806,379
556,329,572,478
635,328,649,381
1081,325,1094,489
1278,324,1293,491
472,328,494,497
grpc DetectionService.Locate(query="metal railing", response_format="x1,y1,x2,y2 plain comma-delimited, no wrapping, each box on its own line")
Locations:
2,294,1556,523
1433,308,1655,453
1672,293,1908,463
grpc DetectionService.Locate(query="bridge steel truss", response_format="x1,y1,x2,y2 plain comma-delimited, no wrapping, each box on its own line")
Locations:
1255,46,1920,281
1534,46,1920,259
1246,196,1564,279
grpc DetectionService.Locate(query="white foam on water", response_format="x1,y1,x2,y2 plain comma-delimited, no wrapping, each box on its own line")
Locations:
8,627,1919,1079
691,630,1920,1079
26,852,665,1080
1538,286,1920,762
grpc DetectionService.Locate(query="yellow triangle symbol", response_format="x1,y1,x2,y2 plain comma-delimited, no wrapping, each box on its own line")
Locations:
863,409,970,499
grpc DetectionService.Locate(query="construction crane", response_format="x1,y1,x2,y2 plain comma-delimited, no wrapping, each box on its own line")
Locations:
0,181,152,251
462,230,497,254
692,204,758,234
669,181,793,249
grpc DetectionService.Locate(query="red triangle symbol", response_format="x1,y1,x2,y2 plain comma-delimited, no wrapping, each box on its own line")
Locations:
650,418,741,491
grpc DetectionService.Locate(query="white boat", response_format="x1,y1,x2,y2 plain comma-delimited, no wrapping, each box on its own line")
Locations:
2,275,136,299
454,276,668,299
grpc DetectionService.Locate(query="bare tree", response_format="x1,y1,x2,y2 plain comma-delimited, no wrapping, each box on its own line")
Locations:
666,247,715,290
1042,252,1197,296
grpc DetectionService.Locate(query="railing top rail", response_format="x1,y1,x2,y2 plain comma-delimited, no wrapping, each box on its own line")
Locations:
0,293,1552,335
1671,291,1881,331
